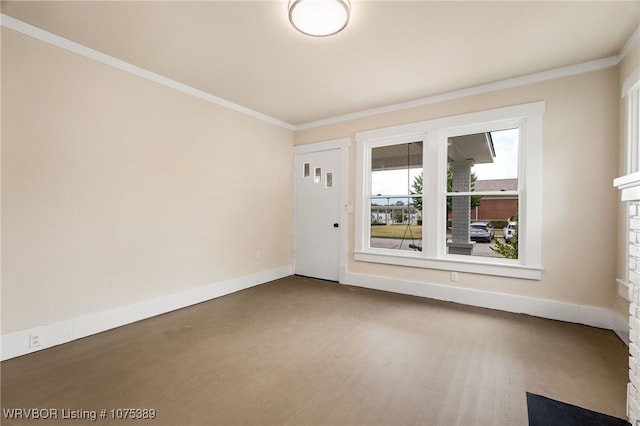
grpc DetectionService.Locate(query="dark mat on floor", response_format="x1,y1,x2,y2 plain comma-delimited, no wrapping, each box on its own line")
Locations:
526,392,630,426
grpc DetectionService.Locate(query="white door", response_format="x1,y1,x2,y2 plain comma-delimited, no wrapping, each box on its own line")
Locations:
294,148,342,281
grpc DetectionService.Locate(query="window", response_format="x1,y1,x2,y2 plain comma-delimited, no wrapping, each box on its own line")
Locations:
624,68,640,174
370,141,423,251
355,102,544,280
445,129,519,260
325,172,334,188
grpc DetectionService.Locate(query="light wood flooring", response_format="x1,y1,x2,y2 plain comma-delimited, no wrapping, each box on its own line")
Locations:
1,276,629,425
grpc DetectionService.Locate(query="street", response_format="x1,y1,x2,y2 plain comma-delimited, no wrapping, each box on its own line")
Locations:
370,238,504,258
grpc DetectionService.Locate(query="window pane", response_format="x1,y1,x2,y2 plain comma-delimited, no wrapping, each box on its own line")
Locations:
370,197,422,251
371,142,423,196
446,195,518,259
447,129,519,192
447,129,520,188
325,172,333,188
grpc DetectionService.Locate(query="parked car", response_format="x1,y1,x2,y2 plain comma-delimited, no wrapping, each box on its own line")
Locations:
503,221,517,243
470,222,494,242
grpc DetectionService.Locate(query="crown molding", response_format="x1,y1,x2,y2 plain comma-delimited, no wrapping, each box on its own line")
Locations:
294,56,619,131
2,13,637,134
295,24,640,131
0,14,296,131
618,25,640,63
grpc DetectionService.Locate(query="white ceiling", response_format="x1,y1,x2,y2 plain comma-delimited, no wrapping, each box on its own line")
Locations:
2,1,639,127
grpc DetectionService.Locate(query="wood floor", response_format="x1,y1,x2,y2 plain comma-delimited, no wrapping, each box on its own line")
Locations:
1,276,629,425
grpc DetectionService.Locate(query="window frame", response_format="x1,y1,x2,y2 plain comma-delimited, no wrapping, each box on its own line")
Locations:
354,102,545,280
624,67,640,175
367,137,425,246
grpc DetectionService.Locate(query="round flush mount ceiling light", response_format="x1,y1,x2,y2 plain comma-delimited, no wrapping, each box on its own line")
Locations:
288,0,351,37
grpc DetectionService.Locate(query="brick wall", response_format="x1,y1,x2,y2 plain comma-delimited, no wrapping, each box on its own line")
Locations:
473,198,518,222
628,201,640,424
451,160,472,243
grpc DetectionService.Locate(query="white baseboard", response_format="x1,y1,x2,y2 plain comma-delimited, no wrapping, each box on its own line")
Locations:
345,272,625,335
1,265,293,361
2,267,626,361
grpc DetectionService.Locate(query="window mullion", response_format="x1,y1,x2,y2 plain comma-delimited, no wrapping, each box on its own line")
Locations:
424,131,442,258
446,191,519,197
632,90,639,173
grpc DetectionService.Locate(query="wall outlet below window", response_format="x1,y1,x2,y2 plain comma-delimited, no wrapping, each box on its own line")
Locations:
450,272,459,282
29,330,43,348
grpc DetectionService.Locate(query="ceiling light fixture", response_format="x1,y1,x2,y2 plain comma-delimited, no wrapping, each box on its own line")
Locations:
288,0,351,37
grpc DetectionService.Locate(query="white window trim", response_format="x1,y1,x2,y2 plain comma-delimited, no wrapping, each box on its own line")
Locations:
623,67,640,175
355,102,545,280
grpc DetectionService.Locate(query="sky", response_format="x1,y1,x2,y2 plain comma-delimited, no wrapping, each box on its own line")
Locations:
371,128,519,198
472,128,519,180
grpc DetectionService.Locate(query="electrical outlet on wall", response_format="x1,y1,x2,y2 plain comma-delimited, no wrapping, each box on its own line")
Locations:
29,329,43,348
450,272,459,282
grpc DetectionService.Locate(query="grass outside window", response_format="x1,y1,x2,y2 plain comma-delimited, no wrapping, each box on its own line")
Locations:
370,224,422,239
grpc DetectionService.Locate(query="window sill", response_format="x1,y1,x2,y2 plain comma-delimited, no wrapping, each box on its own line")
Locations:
616,278,631,302
354,250,543,280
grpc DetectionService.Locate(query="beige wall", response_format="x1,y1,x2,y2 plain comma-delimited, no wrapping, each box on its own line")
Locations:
296,67,620,309
1,28,294,333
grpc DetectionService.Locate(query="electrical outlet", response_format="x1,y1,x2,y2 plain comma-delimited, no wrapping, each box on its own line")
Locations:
450,272,459,282
29,330,43,348
255,250,262,260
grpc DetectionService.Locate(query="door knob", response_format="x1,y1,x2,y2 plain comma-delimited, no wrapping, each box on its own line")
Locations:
333,223,339,228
